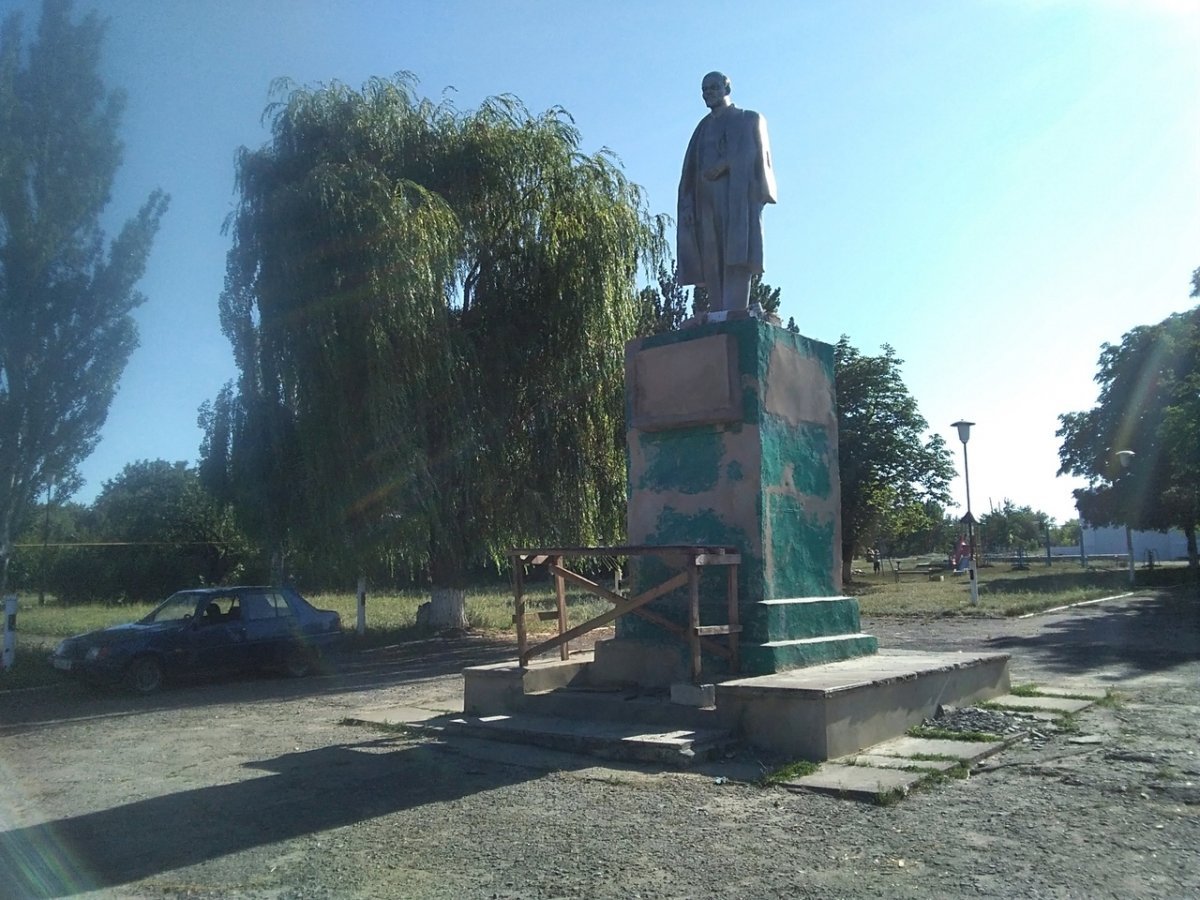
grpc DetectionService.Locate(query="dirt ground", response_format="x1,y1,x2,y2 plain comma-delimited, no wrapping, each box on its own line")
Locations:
1,590,1198,899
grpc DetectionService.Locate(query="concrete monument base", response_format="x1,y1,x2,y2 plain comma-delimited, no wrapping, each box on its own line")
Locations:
461,645,1010,762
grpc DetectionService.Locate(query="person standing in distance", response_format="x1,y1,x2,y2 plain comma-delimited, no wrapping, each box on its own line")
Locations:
677,71,777,313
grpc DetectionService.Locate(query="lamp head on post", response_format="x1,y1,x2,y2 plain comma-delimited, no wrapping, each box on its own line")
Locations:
950,419,980,605
1116,449,1136,470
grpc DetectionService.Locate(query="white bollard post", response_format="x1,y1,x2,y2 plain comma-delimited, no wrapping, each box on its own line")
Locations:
2,595,16,671
968,562,979,606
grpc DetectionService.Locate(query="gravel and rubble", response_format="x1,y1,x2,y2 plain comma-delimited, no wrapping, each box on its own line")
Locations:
1,591,1198,898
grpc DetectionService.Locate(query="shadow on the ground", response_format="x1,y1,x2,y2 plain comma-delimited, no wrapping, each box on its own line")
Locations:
983,593,1200,679
0,633,519,735
0,733,571,898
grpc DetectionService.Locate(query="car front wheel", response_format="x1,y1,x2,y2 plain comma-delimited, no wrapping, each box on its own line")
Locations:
124,656,164,694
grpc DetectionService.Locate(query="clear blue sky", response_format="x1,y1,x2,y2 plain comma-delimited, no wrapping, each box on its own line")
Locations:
8,0,1199,525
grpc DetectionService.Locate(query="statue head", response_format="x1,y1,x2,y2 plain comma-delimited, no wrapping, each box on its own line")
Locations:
701,71,732,110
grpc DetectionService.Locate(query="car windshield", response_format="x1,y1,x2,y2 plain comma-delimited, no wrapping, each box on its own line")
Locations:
141,593,203,624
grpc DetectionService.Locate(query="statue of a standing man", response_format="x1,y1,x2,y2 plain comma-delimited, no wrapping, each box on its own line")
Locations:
677,71,777,313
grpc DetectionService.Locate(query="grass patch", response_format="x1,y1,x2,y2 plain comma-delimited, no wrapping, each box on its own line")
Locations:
761,759,820,785
17,600,159,638
1009,682,1042,697
849,563,1190,618
1055,712,1083,734
906,725,1002,742
874,785,909,806
10,584,612,650
908,752,962,762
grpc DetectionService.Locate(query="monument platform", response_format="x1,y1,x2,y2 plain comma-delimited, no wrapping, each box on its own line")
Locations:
461,644,1009,762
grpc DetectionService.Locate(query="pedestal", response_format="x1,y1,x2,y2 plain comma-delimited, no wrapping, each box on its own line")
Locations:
593,317,877,683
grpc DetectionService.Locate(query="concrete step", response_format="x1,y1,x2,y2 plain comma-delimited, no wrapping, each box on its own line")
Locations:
519,685,721,730
717,648,1011,760
413,712,739,768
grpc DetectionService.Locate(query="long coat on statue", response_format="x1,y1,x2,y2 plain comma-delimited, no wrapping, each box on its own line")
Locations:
676,105,777,287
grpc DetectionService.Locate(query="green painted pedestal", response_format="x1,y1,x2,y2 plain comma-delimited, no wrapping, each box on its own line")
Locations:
595,317,877,683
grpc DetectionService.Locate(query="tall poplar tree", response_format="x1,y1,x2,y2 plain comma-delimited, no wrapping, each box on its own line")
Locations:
211,75,663,625
835,337,954,582
0,0,169,591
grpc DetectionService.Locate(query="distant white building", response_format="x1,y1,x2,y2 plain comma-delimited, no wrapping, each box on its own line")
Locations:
1080,525,1190,562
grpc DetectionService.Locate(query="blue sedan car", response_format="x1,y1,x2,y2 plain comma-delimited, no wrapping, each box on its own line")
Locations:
50,586,343,693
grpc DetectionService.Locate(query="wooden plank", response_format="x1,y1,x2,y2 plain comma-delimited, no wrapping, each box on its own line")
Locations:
510,544,738,559
522,572,687,663
514,564,527,667
695,624,742,636
688,562,701,682
522,559,738,665
548,564,688,610
554,556,569,661
693,553,742,566
629,607,732,661
728,564,740,676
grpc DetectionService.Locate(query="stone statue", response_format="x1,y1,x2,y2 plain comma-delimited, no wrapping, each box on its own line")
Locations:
677,71,777,313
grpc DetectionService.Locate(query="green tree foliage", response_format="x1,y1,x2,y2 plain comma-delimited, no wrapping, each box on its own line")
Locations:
87,460,249,601
1057,292,1200,569
749,273,781,317
636,263,690,335
7,494,87,603
210,75,664,624
978,500,1051,553
0,0,168,592
1052,518,1082,547
835,337,954,582
637,271,782,335
10,460,248,602
883,502,957,559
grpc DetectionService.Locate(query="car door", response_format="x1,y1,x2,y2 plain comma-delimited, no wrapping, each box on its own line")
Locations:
180,594,247,674
239,591,290,667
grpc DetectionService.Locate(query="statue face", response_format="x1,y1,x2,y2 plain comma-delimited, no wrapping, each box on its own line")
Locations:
701,73,731,110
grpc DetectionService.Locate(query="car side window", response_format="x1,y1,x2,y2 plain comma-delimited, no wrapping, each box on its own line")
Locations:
267,592,295,618
241,594,275,621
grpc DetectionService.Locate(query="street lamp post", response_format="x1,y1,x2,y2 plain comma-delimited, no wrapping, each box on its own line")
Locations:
952,420,979,606
1117,450,1136,586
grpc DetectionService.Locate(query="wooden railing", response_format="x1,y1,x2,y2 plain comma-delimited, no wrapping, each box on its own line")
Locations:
508,544,741,682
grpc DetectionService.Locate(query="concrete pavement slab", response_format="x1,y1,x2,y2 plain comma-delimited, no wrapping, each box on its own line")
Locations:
988,694,1093,713
869,736,1008,763
838,754,962,773
779,764,925,802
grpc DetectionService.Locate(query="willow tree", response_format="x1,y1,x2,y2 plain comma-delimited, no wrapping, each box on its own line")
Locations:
213,75,663,624
0,0,168,593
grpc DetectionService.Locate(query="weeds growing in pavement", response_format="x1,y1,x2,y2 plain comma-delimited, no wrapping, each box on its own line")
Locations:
906,725,1002,742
